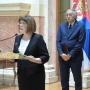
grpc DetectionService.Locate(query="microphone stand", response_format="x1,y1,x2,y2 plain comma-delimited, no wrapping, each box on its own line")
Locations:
0,33,18,87
0,34,18,42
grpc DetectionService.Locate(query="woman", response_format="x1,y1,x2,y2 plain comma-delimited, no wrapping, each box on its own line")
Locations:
13,16,49,90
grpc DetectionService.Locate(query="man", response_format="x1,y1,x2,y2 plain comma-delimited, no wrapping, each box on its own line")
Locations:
56,9,86,90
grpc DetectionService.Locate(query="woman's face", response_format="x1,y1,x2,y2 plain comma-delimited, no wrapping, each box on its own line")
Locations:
18,20,27,34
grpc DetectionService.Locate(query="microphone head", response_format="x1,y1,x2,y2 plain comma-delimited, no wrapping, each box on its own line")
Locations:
15,33,18,36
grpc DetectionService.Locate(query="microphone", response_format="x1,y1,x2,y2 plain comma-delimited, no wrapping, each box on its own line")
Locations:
0,33,18,42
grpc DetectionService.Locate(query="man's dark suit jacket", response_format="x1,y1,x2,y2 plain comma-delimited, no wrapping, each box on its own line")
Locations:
13,33,49,76
56,21,86,61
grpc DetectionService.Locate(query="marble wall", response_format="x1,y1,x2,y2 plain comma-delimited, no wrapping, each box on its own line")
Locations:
0,16,18,52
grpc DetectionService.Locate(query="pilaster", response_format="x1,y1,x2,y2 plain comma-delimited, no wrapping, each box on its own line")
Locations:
44,0,58,83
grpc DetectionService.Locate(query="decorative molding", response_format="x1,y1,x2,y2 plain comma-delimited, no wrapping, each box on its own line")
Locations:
0,68,18,86
45,64,58,83
0,3,31,16
69,71,90,88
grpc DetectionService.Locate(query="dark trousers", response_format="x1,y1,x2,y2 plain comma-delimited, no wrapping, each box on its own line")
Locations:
59,60,82,90
18,69,45,90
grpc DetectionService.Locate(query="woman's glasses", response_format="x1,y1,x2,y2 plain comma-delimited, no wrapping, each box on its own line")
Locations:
18,21,27,26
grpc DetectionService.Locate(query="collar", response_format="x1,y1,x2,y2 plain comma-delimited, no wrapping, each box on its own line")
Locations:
69,21,75,26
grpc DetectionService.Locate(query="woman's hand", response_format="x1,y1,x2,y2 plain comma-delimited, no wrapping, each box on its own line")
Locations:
28,55,42,64
60,53,71,61
28,55,36,63
7,59,15,62
2,58,15,62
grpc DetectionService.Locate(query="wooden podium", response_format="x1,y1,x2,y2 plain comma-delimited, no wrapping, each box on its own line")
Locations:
0,52,29,61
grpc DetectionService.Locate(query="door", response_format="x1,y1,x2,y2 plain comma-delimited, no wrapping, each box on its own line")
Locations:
60,0,70,23
58,0,70,80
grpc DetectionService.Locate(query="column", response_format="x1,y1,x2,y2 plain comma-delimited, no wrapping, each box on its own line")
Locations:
44,0,58,83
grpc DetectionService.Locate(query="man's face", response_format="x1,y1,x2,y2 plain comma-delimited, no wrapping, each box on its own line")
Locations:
66,10,76,24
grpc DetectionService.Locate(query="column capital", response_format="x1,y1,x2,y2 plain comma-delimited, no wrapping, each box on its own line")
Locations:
0,3,30,16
